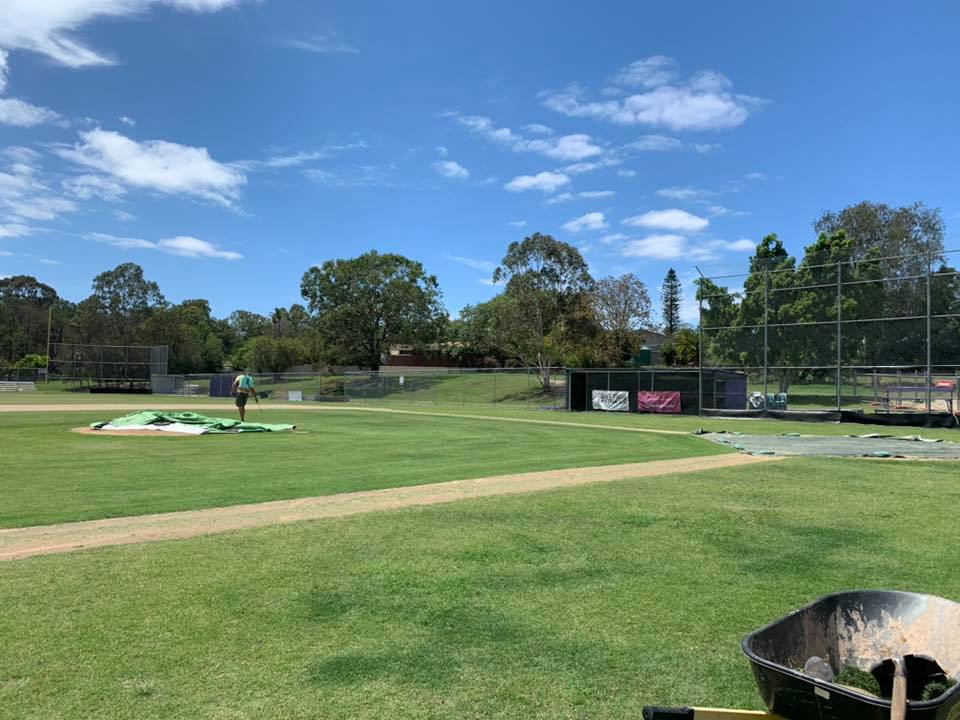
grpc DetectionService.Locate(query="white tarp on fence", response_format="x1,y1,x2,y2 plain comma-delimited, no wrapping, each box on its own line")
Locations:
592,389,629,412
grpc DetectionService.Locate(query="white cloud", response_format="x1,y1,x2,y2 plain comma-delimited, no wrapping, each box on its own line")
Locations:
599,232,628,244
435,145,448,157
454,113,603,161
693,143,721,154
561,211,608,233
629,135,684,152
62,174,126,200
119,115,135,126
0,249,12,256
5,195,76,221
623,208,709,232
745,171,767,180
622,236,755,262
0,222,32,237
655,186,714,201
237,142,367,171
0,49,8,94
160,235,242,259
89,232,155,250
304,165,396,188
706,205,749,218
543,193,572,206
622,234,688,259
0,97,62,127
531,134,602,161
478,277,504,287
542,58,765,131
617,169,637,178
504,171,570,194
38,257,60,265
445,254,495,271
561,156,622,175
545,190,614,205
57,129,246,207
2,146,40,164
719,237,755,252
507,220,527,227
0,0,244,68
433,160,469,179
112,209,136,222
611,56,676,88
90,232,243,260
284,31,359,54
523,123,553,135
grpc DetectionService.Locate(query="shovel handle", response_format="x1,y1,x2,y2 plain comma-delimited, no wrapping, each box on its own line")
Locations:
891,658,907,720
643,708,780,719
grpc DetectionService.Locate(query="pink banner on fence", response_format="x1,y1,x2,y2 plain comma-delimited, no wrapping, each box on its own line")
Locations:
636,391,682,414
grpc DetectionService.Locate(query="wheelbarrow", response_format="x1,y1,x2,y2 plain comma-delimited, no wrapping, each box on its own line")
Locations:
644,591,960,720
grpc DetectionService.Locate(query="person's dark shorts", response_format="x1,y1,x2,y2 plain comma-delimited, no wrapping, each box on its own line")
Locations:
236,392,249,408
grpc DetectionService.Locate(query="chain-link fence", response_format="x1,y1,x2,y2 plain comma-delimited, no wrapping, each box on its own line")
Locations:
150,372,346,401
699,247,960,415
344,368,568,409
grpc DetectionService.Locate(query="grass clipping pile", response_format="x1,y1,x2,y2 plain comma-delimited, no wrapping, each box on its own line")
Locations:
75,410,296,437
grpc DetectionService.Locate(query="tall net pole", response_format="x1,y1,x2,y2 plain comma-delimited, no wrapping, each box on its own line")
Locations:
763,270,769,411
926,249,933,413
836,261,842,412
698,287,704,415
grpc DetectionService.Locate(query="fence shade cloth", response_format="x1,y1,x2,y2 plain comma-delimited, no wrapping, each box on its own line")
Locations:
90,410,295,434
637,391,681,414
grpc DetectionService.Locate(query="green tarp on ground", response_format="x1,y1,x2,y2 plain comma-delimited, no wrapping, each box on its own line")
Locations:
90,410,295,434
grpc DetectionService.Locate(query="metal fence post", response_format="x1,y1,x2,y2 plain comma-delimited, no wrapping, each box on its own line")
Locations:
492,369,497,406
763,270,769,410
926,250,933,413
836,261,842,413
698,287,704,414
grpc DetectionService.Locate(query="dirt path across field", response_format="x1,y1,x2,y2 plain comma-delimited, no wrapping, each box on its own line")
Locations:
0,453,779,561
0,402,690,435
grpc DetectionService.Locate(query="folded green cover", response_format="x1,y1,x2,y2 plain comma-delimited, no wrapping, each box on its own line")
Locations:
90,410,295,433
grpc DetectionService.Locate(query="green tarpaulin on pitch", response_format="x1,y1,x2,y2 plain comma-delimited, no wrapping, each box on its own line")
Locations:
90,410,295,434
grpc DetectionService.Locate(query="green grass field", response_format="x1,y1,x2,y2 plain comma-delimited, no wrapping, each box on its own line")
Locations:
2,395,959,719
0,408,725,528
3,456,959,719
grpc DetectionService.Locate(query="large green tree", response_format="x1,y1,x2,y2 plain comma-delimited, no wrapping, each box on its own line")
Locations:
660,268,681,336
490,232,593,383
0,276,58,363
90,263,166,345
592,273,652,363
300,251,443,370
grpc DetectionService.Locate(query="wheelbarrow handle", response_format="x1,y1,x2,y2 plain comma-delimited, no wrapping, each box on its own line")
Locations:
643,708,782,720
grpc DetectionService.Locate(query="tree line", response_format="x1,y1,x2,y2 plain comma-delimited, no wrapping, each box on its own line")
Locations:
2,201,956,381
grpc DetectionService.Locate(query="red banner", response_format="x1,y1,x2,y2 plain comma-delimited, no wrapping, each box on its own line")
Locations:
637,390,682,414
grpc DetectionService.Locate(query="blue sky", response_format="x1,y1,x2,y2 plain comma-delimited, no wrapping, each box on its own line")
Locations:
1,1,959,323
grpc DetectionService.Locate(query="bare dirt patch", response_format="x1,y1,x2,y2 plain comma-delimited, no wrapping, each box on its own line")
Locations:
0,453,780,561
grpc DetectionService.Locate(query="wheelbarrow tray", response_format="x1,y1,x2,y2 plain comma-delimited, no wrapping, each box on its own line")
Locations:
742,590,960,720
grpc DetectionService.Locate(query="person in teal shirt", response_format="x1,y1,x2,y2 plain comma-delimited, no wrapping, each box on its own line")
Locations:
231,369,256,421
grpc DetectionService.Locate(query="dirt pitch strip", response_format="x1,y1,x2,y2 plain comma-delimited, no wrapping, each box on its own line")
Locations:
0,453,779,561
